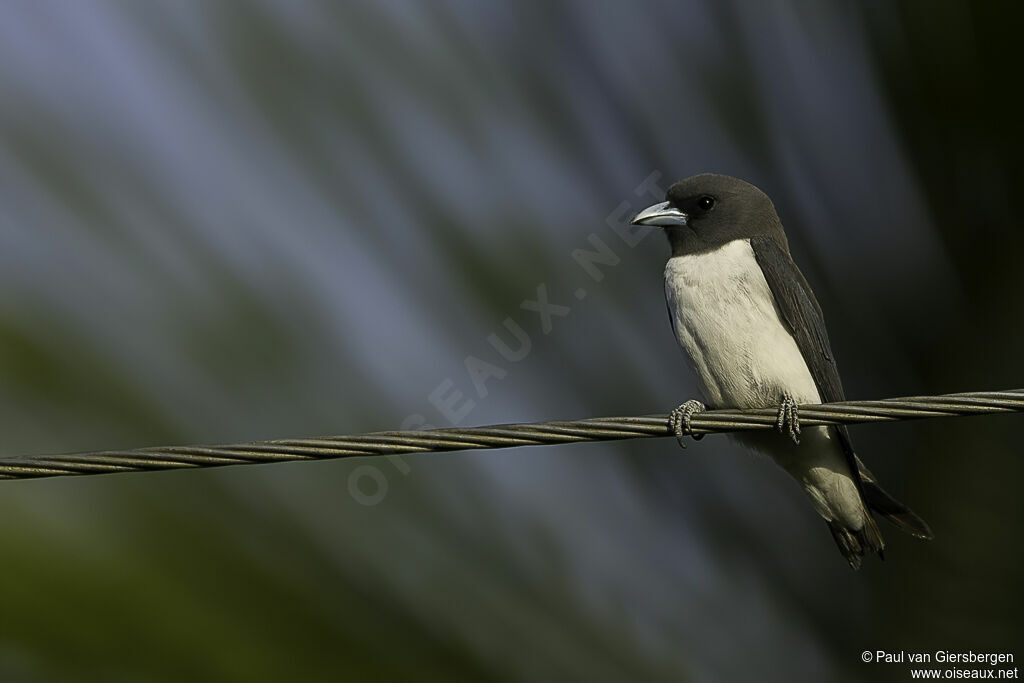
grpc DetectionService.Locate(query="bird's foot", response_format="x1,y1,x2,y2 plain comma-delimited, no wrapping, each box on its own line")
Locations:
668,400,706,449
776,392,801,445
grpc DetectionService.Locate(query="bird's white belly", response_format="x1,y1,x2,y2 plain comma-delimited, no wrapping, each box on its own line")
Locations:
664,239,821,409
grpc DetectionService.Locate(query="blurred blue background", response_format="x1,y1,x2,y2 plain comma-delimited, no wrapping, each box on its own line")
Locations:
0,1,1020,681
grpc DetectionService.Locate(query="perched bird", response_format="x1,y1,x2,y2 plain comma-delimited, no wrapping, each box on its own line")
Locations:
631,173,932,568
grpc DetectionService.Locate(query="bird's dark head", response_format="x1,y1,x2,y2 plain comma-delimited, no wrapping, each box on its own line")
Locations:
631,173,787,257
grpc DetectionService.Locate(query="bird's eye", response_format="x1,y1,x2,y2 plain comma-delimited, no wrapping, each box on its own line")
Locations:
697,196,715,211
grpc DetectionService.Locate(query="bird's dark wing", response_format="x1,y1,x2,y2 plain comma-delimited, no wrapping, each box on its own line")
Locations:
749,236,862,486
749,236,846,404
749,236,933,540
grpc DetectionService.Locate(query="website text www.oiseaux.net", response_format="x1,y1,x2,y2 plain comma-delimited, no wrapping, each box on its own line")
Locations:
861,650,1017,680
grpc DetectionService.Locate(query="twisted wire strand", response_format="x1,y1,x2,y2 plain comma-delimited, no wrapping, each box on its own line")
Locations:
2,389,1021,481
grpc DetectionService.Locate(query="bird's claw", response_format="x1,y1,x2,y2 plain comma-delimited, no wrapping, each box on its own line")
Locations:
776,392,801,444
668,400,706,449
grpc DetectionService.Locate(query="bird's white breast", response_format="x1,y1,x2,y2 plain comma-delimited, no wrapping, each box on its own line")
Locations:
664,238,821,409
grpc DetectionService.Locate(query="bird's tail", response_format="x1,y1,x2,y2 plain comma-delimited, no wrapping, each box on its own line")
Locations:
829,457,934,569
856,456,934,540
828,515,884,570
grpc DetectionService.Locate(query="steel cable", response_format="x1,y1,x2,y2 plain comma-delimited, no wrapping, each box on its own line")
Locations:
1,389,1021,481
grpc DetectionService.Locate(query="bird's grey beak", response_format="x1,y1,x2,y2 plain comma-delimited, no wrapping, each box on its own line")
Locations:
630,201,688,227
